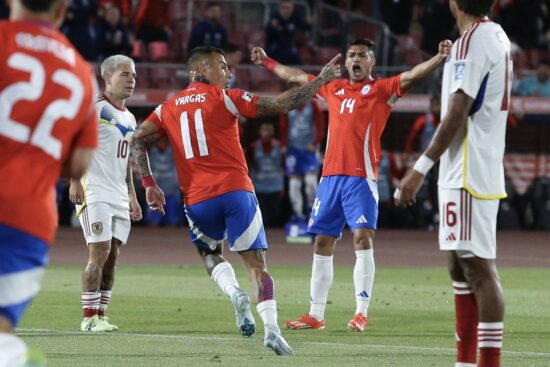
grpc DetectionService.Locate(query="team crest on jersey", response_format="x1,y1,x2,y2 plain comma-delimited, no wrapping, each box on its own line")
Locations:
454,62,466,81
91,222,103,235
361,85,371,95
242,92,253,102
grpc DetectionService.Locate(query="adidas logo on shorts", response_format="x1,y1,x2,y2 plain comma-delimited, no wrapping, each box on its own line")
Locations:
355,215,368,224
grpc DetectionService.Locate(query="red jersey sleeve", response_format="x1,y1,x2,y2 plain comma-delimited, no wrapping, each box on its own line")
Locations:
73,104,98,148
307,74,330,100
377,75,408,100
145,104,167,135
225,89,259,119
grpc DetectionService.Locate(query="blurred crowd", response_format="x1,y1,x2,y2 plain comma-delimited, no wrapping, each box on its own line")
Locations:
3,0,547,230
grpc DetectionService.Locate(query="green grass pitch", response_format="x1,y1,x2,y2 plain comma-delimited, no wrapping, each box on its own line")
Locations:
18,265,550,366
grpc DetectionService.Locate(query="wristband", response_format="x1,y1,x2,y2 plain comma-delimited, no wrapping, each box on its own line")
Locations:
141,175,157,188
263,57,279,72
413,155,435,175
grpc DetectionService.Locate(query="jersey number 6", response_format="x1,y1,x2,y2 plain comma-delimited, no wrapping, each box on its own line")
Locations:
0,52,84,160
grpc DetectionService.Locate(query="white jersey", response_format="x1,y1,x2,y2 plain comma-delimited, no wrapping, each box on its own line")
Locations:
82,95,137,208
439,19,512,199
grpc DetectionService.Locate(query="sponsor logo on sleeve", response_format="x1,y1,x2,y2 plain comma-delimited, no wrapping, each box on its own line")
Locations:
242,92,253,102
454,62,466,81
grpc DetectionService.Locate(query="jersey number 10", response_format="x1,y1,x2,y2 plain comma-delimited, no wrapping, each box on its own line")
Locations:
180,109,209,159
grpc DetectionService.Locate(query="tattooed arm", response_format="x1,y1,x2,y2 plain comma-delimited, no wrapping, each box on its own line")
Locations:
256,54,342,118
130,121,161,178
130,120,165,214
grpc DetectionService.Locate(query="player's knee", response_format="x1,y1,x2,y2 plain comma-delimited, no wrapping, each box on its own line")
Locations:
352,229,374,250
314,236,336,255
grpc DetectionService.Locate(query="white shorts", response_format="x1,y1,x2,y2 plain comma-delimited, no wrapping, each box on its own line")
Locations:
438,188,500,259
77,202,131,245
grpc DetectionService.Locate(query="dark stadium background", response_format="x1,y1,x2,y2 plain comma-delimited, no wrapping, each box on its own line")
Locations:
2,0,547,231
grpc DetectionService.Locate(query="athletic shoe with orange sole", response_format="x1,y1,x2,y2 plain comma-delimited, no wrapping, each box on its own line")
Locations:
347,313,368,332
284,314,326,330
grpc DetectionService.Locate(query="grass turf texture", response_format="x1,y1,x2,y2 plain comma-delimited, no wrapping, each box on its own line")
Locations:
18,265,550,366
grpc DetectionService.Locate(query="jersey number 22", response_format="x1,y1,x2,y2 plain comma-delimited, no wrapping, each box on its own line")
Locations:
0,52,84,160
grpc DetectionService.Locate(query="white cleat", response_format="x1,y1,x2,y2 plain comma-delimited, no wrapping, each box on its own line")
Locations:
80,315,114,332
231,289,256,338
264,328,295,356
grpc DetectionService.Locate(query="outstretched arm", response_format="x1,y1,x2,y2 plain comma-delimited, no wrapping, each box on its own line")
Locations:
256,54,341,118
130,120,165,214
251,47,309,85
395,90,474,207
399,40,452,90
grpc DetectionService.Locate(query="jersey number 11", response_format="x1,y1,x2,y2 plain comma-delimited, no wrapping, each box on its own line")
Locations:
180,109,209,159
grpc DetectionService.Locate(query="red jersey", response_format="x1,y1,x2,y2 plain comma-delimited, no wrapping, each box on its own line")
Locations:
309,74,406,179
147,82,258,205
0,20,98,244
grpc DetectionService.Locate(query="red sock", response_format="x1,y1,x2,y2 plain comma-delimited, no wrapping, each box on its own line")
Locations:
453,282,478,364
478,322,503,367
82,291,100,318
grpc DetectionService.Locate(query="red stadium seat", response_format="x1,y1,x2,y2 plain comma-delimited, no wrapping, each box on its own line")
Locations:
131,40,144,61
148,41,170,62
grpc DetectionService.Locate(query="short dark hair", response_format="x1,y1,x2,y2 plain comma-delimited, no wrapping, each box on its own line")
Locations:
347,38,376,54
21,0,61,12
187,46,225,69
454,0,495,17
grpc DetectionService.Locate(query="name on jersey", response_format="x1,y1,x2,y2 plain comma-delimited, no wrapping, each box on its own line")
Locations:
175,93,206,106
15,32,76,66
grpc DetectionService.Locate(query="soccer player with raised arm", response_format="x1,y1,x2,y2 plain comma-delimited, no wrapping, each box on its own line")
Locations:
69,55,141,333
252,38,451,332
396,1,510,366
0,0,98,364
130,46,340,356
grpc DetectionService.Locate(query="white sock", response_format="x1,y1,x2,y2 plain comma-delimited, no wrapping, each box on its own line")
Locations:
99,290,112,315
289,177,303,217
211,262,240,300
354,249,375,316
257,299,280,335
309,253,333,321
0,333,27,367
304,173,318,208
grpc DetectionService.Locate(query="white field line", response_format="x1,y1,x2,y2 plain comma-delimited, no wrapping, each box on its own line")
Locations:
17,328,550,358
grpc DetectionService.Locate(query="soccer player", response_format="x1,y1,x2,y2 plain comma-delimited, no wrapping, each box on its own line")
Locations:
396,1,510,366
251,38,451,332
279,97,325,220
0,0,98,364
131,46,340,356
69,55,141,333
